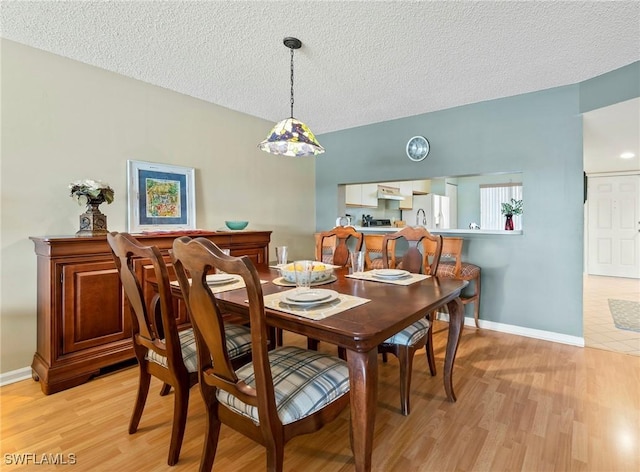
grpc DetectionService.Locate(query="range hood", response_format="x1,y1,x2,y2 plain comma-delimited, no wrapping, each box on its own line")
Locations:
377,185,405,201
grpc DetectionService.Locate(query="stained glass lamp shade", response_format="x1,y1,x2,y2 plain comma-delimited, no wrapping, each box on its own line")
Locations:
259,118,324,157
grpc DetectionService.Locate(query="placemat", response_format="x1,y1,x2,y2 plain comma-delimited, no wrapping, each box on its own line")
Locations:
170,276,267,294
263,289,370,320
345,271,430,286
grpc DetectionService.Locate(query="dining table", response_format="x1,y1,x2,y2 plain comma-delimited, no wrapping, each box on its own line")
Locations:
199,264,468,472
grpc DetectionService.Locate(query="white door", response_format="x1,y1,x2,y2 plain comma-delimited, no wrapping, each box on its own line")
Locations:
587,175,640,278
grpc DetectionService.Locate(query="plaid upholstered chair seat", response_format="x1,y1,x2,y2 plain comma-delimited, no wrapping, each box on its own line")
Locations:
369,257,385,269
437,260,480,279
147,324,252,373
217,346,350,425
383,318,431,346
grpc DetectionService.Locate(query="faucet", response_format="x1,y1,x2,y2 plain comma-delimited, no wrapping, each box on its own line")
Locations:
416,208,426,226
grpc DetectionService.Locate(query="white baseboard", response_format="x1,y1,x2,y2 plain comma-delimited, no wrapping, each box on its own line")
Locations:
0,367,33,387
0,317,585,388
436,312,585,347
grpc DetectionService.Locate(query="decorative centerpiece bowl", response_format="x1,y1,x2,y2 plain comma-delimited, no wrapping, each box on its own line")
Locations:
280,262,334,284
225,220,249,230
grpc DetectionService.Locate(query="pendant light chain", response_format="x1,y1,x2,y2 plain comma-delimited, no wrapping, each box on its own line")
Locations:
290,46,295,118
258,36,324,157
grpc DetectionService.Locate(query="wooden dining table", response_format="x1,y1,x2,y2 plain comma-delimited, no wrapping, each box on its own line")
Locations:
206,265,468,472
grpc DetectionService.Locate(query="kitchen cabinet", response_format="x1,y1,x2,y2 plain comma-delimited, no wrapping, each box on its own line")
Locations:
30,230,271,394
398,181,414,210
345,183,378,207
412,180,431,194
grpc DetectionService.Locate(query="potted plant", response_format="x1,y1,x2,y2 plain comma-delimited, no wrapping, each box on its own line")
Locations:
69,179,114,206
69,179,114,236
500,198,523,230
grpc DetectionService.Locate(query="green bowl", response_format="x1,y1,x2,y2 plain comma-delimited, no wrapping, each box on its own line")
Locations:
225,220,248,230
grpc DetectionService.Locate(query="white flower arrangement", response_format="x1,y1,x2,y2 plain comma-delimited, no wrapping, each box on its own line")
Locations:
69,179,115,206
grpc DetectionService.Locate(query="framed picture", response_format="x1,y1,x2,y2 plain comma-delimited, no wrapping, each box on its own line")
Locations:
127,160,196,233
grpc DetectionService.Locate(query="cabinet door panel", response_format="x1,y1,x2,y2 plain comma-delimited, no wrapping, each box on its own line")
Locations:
62,261,129,354
345,184,362,206
361,183,379,207
233,247,266,265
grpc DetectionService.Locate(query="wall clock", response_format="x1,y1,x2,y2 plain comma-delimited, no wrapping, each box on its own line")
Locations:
406,136,430,162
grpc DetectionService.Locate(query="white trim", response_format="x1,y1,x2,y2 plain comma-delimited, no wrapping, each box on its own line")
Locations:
436,313,585,347
0,367,33,387
586,170,639,177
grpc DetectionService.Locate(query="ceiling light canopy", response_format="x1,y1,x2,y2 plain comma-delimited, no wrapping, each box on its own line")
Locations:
259,37,324,157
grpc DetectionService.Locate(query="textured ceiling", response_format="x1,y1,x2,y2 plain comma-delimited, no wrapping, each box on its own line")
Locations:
1,0,639,137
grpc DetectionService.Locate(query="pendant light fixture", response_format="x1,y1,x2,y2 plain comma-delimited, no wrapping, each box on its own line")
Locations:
258,37,325,157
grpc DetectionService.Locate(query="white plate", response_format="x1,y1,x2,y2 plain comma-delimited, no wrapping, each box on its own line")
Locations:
372,269,410,279
282,289,340,306
205,274,237,285
286,289,333,303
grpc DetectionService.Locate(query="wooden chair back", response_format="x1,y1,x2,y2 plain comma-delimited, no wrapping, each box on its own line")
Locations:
440,237,464,276
315,226,364,267
382,226,443,275
171,237,275,427
364,234,396,269
107,232,184,372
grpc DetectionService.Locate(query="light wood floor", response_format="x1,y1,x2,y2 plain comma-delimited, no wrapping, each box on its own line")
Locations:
2,325,639,471
583,274,640,356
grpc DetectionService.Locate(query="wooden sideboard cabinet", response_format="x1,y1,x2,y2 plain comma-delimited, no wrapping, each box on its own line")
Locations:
30,230,272,394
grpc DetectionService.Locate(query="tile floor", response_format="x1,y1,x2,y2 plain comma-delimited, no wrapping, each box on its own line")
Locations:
583,273,640,356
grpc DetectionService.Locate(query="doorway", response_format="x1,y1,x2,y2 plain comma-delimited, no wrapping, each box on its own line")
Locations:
582,98,640,355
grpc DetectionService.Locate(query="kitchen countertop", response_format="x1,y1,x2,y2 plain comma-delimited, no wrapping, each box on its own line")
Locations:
352,225,523,235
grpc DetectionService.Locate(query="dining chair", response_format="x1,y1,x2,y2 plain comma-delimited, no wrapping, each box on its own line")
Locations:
364,234,396,270
315,225,364,267
171,237,351,472
378,226,443,415
436,237,482,327
106,232,252,466
310,225,364,353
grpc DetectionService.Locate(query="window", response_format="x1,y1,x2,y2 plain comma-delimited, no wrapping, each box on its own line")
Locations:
480,183,523,230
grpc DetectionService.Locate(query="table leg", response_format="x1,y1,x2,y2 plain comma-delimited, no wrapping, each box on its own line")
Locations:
444,297,464,402
346,348,378,472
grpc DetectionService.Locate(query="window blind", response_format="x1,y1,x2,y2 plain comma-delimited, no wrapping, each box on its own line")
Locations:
480,183,523,230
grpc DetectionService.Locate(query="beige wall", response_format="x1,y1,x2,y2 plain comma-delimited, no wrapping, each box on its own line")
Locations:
0,40,317,373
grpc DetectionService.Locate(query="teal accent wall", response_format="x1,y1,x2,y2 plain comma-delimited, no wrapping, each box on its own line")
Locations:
315,62,639,337
579,61,640,113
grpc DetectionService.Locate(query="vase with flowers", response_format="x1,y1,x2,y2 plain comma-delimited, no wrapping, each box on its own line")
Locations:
69,179,114,236
500,198,523,231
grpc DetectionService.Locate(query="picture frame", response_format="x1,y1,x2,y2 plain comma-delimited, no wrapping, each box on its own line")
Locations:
127,160,196,233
